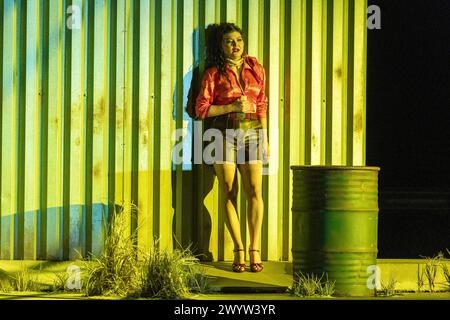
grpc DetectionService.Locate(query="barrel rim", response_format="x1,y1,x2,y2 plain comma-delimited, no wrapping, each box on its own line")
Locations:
290,165,380,171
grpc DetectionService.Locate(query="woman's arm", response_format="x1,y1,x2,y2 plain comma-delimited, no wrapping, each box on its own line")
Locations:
260,117,269,145
206,97,255,117
259,117,270,160
205,103,239,117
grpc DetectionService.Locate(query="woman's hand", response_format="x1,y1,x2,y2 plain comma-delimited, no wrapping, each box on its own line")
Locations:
263,140,270,162
232,96,256,113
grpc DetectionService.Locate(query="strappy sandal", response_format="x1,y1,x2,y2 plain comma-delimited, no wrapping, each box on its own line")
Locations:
249,249,264,273
232,249,246,273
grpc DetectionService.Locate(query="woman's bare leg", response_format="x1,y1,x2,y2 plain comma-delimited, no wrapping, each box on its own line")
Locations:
238,161,264,265
213,162,244,264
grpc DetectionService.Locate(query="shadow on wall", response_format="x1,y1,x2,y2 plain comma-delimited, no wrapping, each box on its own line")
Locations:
0,203,110,261
170,27,215,261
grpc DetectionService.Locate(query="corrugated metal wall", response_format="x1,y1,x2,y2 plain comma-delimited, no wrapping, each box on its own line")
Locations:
0,0,367,261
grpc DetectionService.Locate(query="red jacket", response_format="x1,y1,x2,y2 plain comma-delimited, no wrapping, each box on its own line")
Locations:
195,56,268,120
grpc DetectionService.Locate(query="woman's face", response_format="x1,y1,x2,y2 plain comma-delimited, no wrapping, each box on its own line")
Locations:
221,31,244,59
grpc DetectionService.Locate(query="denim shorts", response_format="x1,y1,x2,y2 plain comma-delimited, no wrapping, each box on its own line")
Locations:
207,113,263,165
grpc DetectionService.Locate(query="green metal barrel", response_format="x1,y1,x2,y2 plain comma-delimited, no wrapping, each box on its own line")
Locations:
291,166,380,296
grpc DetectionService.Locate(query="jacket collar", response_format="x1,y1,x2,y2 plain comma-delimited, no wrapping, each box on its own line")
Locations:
224,55,262,83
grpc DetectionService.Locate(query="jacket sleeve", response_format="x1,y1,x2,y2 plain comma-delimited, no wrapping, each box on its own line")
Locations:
195,70,215,120
256,65,268,119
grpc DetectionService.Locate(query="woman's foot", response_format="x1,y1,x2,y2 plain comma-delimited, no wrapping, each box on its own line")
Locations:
232,248,246,273
249,249,264,273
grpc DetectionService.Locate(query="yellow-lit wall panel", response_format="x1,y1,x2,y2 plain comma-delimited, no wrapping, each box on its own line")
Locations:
0,0,368,261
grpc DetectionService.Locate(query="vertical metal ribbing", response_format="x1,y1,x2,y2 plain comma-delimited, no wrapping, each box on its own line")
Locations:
288,0,303,262
319,0,327,165
304,0,312,164
107,0,117,226
353,0,367,166
0,0,369,262
362,0,368,165
220,0,226,23
62,0,72,261
282,0,292,261
152,0,162,242
145,1,155,250
85,0,95,257
325,0,334,165
197,0,205,71
15,0,27,261
241,0,249,45
195,0,205,256
0,0,4,251
238,0,249,257
261,0,270,260
174,0,184,248
38,0,49,260
130,0,140,239
274,0,283,261
346,0,355,165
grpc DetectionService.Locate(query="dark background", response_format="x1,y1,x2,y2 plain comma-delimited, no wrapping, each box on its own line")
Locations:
366,0,450,258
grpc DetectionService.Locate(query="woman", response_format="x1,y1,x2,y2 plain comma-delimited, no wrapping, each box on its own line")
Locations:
195,23,270,273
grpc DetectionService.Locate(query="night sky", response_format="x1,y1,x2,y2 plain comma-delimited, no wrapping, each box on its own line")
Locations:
366,0,450,190
366,0,450,257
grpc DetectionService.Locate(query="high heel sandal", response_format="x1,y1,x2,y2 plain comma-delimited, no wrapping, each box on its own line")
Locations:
249,249,264,273
232,249,246,273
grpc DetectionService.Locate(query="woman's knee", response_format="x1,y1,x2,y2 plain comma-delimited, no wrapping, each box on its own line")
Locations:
219,182,238,201
247,185,262,202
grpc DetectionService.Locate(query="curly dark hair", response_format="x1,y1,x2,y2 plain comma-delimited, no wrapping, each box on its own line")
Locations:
205,23,245,79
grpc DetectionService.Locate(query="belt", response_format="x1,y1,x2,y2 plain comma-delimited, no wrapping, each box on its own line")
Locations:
228,112,259,120
209,113,261,131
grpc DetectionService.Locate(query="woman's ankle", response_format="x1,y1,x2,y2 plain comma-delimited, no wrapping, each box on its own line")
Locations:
248,248,262,263
233,247,245,264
